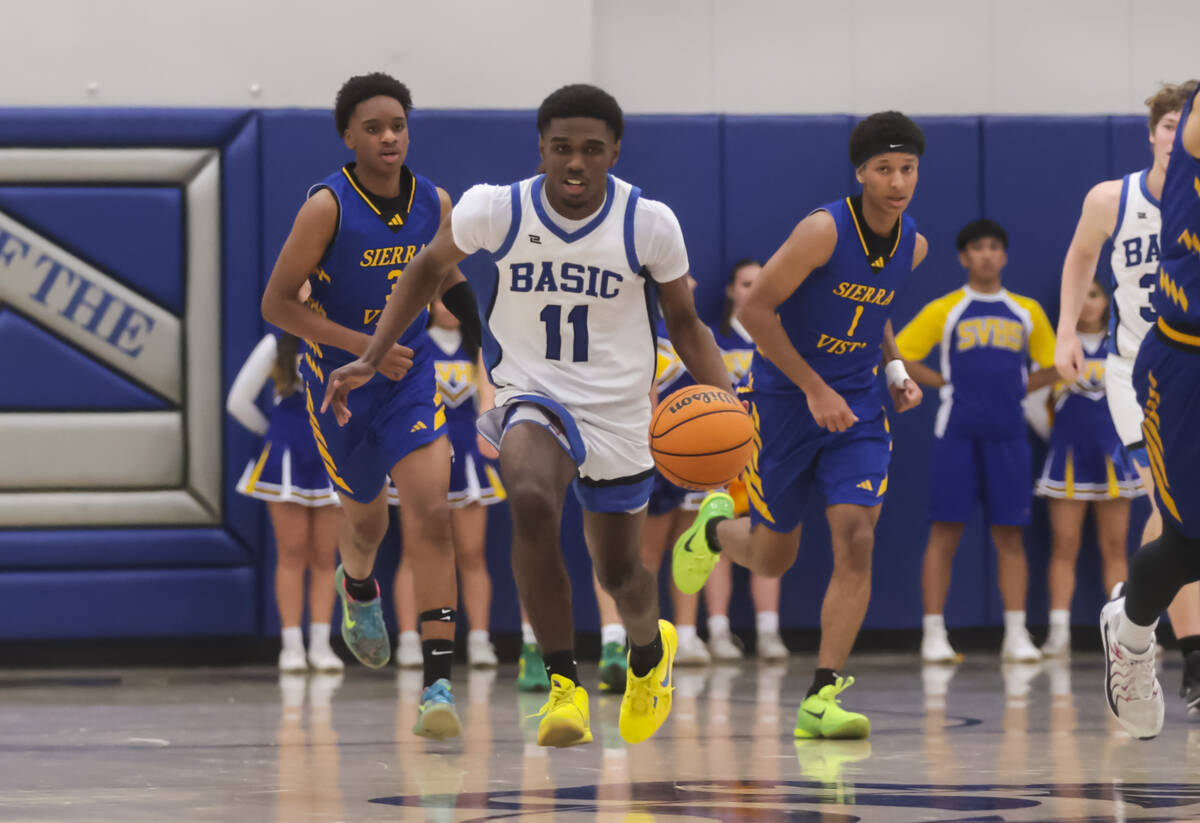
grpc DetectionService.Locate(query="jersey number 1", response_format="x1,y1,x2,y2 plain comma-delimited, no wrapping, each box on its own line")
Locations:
846,305,864,337
541,304,589,362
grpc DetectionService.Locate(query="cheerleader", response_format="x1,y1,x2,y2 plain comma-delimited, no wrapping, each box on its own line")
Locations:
392,299,505,668
702,259,788,662
1036,281,1144,656
228,331,344,672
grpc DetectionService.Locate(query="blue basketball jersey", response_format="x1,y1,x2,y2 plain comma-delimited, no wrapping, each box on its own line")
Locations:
303,164,439,381
750,197,916,409
1155,89,1200,335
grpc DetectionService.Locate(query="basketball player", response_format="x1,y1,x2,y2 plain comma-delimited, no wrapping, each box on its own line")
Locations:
673,112,927,739
1097,79,1200,740
897,220,1058,665
261,73,480,740
1054,81,1200,710
323,84,733,747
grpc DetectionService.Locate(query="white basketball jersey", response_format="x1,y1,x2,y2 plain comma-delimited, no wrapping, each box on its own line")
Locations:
487,176,656,434
1108,169,1161,358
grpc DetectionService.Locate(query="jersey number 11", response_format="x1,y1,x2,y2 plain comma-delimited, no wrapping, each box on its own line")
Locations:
540,304,589,362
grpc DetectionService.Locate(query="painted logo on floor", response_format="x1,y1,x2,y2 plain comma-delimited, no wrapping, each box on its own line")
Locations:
371,779,1200,821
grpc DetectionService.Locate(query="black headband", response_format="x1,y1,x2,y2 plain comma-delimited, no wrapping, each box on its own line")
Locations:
852,139,923,168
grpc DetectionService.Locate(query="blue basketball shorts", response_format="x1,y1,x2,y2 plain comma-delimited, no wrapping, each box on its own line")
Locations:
744,388,892,533
1135,323,1200,539
302,344,446,505
928,430,1031,526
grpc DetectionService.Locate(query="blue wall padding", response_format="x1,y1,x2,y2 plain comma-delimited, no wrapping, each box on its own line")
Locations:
0,187,184,313
0,529,253,570
220,114,266,550
1,108,1163,640
0,567,256,638
0,308,168,410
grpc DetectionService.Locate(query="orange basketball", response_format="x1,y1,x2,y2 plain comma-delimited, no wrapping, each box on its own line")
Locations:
649,384,754,491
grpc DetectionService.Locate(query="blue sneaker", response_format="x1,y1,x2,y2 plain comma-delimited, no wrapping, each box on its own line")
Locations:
413,678,462,740
334,565,390,668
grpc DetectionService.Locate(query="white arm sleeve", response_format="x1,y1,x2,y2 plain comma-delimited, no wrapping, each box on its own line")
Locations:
633,198,690,284
451,184,514,256
226,334,275,436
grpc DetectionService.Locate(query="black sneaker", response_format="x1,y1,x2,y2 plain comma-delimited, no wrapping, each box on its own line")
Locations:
1181,650,1200,719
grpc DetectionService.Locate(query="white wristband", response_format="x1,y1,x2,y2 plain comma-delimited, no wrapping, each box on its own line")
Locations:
885,359,910,388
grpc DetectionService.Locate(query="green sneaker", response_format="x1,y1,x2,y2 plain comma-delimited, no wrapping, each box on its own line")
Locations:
597,641,627,694
334,565,390,668
794,676,870,739
672,492,734,595
517,643,550,692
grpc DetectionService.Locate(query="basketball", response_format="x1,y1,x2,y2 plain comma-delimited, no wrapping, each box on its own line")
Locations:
650,385,754,490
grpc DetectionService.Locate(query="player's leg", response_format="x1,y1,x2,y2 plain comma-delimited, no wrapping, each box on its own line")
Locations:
593,572,628,691
500,419,590,746
268,501,310,672
305,505,344,671
452,502,497,668
1043,499,1088,657
389,435,461,739
792,501,878,741
334,489,392,666
751,575,787,660
1092,498,1130,600
920,521,965,663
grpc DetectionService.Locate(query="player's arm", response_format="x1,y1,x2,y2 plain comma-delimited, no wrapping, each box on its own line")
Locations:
659,277,733,395
738,211,858,432
1055,180,1119,380
880,319,923,412
1183,84,1200,158
225,334,275,436
322,192,470,422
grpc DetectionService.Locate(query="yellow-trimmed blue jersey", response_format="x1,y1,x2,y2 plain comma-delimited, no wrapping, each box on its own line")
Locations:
897,285,1055,439
1155,87,1200,337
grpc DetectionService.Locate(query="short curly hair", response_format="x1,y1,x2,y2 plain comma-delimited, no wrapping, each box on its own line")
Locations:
334,73,413,135
848,111,925,167
1146,79,1199,132
537,84,623,141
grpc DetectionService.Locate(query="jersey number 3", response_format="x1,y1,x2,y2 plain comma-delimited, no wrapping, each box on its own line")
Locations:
540,304,589,362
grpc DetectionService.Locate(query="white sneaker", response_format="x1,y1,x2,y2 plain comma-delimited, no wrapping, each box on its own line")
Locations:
708,631,744,661
308,645,345,672
1101,596,1164,739
1041,629,1071,658
467,634,498,668
1002,628,1043,663
396,633,423,668
279,646,308,673
756,631,789,661
675,632,712,666
920,631,961,664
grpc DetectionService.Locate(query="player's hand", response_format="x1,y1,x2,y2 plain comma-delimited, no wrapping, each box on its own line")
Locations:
477,433,500,460
320,360,377,425
378,343,415,381
807,383,858,432
890,378,923,413
1054,331,1085,383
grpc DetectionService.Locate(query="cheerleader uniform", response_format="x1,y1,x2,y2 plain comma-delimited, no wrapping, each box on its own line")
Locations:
229,334,340,507
388,327,505,507
1035,333,1145,501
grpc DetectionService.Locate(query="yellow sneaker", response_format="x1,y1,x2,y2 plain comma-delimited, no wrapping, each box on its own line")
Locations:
619,620,677,744
530,674,593,747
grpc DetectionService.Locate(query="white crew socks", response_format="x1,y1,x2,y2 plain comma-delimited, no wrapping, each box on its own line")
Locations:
601,623,627,647
521,623,537,645
309,622,332,651
281,626,304,653
468,628,489,645
1048,609,1070,632
756,611,779,635
1116,610,1158,654
923,613,946,637
708,614,731,637
1003,610,1027,636
677,624,698,644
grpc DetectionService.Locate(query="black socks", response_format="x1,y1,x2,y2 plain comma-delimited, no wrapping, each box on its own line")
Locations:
543,650,579,685
808,668,839,698
629,630,663,678
422,639,454,687
342,571,377,602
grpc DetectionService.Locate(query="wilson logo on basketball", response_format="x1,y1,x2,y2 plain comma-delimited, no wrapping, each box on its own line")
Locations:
666,390,736,414
650,384,753,491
